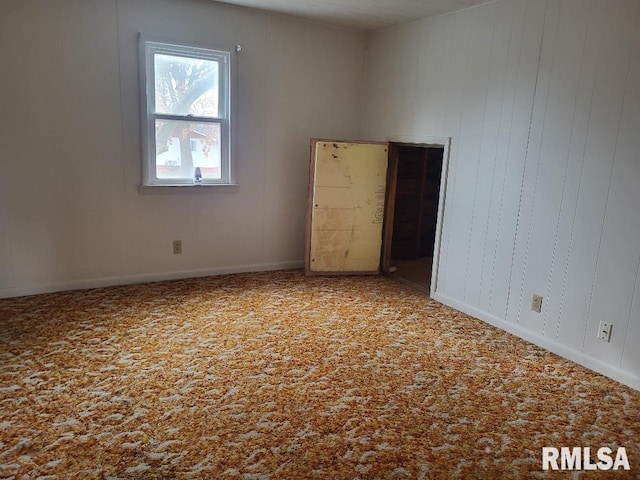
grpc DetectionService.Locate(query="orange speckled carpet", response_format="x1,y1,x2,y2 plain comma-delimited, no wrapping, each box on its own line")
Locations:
0,270,638,479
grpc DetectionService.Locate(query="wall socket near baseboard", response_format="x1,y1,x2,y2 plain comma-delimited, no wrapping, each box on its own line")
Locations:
173,240,182,254
531,294,543,313
598,321,613,342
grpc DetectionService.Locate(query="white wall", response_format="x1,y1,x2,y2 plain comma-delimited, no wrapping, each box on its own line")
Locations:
363,0,640,390
2,0,638,390
0,0,366,297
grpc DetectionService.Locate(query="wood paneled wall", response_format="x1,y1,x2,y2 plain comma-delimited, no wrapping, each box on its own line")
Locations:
363,0,640,389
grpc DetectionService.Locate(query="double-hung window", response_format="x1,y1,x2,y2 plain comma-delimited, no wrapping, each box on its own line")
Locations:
140,38,233,186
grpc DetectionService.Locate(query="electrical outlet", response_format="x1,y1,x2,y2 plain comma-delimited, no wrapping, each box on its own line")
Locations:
531,294,543,313
172,240,182,255
597,321,612,342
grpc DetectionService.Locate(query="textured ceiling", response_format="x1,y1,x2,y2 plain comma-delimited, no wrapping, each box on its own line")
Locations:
212,0,494,31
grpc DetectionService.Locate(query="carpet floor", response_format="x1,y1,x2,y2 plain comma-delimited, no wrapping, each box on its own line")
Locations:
0,270,638,479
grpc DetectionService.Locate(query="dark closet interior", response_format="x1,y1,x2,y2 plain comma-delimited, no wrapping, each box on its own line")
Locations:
389,145,444,292
391,145,443,259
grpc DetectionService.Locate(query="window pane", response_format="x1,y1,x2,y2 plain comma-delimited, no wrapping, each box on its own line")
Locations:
154,53,219,117
155,120,221,180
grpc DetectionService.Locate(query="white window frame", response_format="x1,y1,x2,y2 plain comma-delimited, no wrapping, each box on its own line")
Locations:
139,36,234,187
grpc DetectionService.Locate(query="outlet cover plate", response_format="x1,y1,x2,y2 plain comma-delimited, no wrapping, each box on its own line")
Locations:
531,294,543,313
597,321,612,342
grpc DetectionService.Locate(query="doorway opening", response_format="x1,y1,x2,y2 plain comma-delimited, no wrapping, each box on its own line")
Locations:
383,144,445,294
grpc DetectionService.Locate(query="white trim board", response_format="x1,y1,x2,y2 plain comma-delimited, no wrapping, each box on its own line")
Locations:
0,261,304,299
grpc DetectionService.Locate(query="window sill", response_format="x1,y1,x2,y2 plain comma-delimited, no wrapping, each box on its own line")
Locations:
139,184,239,194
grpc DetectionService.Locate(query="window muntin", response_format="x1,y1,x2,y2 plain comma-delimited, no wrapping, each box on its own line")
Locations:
141,39,232,186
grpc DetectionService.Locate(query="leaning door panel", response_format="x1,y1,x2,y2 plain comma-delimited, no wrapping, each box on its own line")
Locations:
305,140,389,275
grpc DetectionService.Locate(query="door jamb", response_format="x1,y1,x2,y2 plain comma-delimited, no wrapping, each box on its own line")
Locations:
381,144,399,274
381,138,451,297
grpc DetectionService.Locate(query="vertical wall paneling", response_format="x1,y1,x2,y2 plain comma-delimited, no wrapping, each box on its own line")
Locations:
515,0,594,337
556,0,640,354
505,0,560,331
545,0,606,345
619,14,640,376
439,5,496,299
545,0,608,350
583,2,640,365
536,0,599,339
622,260,640,376
364,0,640,389
423,10,475,298
488,0,545,320
466,0,517,310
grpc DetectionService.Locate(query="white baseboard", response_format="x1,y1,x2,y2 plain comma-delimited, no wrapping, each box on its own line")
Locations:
433,292,640,392
0,261,304,299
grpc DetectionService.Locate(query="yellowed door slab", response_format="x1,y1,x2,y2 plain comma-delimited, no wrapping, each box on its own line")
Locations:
306,140,389,275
